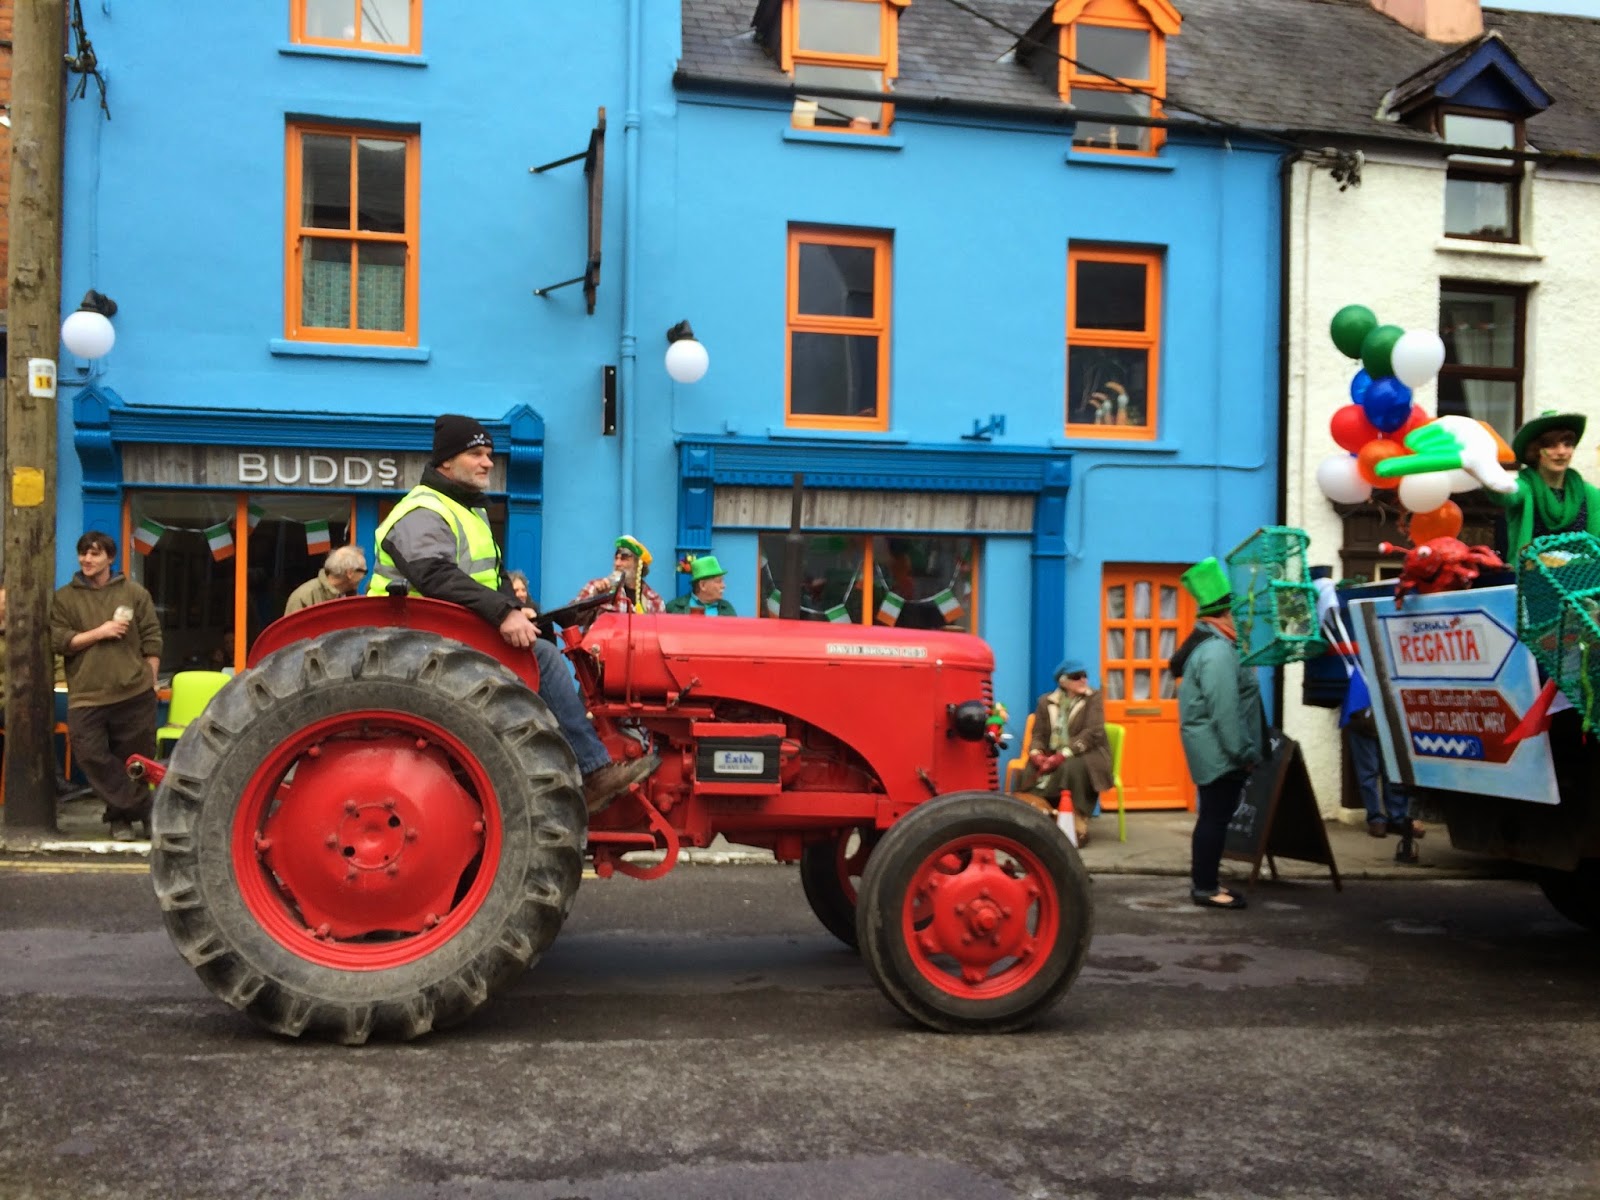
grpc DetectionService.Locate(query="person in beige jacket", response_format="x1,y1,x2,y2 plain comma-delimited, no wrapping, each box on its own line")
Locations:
50,531,162,840
1018,658,1112,845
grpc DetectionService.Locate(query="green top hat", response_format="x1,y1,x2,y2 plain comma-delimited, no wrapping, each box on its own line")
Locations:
1181,557,1233,615
1512,410,1587,466
690,554,726,584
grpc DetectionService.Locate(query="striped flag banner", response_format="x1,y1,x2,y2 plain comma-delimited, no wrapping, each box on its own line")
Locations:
247,503,265,531
932,587,964,623
825,603,851,623
765,589,781,617
132,518,164,555
876,591,905,626
305,519,331,555
204,522,235,562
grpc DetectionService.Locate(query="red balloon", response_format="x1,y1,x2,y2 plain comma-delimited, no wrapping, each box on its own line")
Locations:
1330,404,1381,453
1409,501,1464,543
1396,404,1432,440
1356,439,1404,486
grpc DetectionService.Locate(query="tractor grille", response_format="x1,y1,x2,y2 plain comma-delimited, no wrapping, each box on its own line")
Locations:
983,677,999,791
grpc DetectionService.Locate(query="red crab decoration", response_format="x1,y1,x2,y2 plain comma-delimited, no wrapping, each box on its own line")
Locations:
1377,537,1505,607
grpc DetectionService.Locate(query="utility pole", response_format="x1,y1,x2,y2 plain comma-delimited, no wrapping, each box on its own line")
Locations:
3,0,65,834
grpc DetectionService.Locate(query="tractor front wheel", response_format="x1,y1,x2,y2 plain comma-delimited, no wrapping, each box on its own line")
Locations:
148,627,585,1043
800,827,876,949
856,792,1092,1033
1538,860,1600,932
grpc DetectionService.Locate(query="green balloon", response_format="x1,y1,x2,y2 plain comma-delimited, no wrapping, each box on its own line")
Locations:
1360,324,1406,379
1329,305,1378,359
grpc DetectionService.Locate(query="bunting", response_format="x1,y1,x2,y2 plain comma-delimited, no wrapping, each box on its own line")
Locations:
132,518,164,555
931,587,964,623
304,520,331,555
875,591,905,626
204,522,235,562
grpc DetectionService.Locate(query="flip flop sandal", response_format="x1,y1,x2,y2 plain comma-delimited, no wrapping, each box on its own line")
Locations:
1191,890,1248,910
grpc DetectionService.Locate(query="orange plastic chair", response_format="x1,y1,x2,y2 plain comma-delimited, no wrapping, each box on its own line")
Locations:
1003,712,1036,793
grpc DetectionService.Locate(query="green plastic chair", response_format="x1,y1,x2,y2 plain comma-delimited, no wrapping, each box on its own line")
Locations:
156,671,231,755
1103,722,1128,842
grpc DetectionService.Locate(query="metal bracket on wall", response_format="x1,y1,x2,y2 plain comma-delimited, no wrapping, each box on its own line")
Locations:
962,414,1006,442
530,107,606,315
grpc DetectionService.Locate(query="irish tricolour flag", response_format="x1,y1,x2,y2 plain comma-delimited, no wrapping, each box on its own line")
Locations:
931,587,964,623
132,518,163,555
305,520,331,555
875,591,905,626
205,522,235,562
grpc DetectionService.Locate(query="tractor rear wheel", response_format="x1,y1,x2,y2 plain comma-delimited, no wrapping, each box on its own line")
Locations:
856,792,1092,1033
148,627,585,1043
800,827,876,949
1538,861,1600,932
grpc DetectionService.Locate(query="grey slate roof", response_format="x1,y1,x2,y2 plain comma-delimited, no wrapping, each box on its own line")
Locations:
677,0,1600,157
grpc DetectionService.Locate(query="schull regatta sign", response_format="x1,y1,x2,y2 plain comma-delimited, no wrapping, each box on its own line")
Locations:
1379,608,1517,682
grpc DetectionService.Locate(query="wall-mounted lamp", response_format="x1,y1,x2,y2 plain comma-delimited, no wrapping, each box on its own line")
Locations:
61,290,118,359
0,105,10,129
664,319,709,384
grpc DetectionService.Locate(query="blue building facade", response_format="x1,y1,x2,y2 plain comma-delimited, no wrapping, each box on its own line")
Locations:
58,0,1281,807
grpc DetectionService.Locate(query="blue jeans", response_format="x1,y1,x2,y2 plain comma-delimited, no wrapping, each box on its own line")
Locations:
1349,724,1407,825
532,639,609,775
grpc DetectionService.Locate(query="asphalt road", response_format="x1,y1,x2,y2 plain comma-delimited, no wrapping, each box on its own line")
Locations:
1,862,1598,1200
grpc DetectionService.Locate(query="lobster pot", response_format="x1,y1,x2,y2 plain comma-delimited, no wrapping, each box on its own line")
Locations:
1224,526,1328,668
1517,532,1600,730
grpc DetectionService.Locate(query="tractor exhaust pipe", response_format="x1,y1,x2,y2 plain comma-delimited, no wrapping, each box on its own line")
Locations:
779,472,805,620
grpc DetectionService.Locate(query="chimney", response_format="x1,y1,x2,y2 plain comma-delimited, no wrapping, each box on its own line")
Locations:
1371,0,1483,42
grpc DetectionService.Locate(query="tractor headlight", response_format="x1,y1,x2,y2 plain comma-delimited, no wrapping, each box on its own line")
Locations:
947,700,990,742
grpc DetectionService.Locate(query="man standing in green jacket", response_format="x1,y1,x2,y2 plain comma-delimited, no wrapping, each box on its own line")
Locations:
1170,557,1264,910
50,531,163,841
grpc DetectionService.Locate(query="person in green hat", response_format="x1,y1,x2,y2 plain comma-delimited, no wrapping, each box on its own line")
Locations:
1169,556,1265,911
666,555,737,616
1487,410,1600,561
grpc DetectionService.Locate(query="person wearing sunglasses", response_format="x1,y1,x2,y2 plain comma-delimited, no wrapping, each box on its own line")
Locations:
1018,658,1112,846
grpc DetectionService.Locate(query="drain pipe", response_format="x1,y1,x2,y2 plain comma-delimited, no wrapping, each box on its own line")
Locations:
619,0,644,530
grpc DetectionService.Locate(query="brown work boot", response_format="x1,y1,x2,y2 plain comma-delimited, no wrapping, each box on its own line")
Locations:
582,754,660,814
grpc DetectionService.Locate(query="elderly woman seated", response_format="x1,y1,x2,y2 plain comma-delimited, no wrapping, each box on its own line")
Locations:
1018,658,1112,845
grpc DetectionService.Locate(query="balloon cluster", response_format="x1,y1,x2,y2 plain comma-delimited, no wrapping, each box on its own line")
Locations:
1316,304,1464,541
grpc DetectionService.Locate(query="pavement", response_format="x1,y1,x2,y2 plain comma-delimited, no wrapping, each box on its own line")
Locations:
0,788,1518,882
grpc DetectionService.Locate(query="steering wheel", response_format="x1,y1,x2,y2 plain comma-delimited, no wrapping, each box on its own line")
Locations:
534,587,621,635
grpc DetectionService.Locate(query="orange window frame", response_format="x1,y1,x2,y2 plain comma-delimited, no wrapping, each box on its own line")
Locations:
1065,246,1162,441
290,0,422,54
785,227,893,432
783,0,902,135
1061,18,1166,156
284,123,421,347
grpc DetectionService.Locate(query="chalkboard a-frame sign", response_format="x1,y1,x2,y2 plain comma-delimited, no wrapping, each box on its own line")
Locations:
1222,731,1342,890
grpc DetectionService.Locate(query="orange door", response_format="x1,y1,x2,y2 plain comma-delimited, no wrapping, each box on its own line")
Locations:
1101,565,1195,810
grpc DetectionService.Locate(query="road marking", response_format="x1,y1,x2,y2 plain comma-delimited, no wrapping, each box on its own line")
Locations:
0,859,151,874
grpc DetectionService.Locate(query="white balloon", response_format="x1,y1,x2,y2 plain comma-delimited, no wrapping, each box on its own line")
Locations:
1317,454,1372,505
664,337,709,384
1398,471,1453,514
1390,330,1446,390
61,310,115,359
1445,468,1479,494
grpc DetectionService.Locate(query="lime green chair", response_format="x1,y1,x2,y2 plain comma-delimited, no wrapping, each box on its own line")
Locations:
1103,722,1128,842
156,671,231,755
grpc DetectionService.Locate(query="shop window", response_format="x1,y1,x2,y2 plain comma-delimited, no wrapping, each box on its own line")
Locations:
786,226,892,431
774,0,905,134
1437,283,1523,444
1066,245,1161,439
285,124,420,345
755,532,977,630
291,0,421,53
1441,111,1521,242
1054,0,1180,156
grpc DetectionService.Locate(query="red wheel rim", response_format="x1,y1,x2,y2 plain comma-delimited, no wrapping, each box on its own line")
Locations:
230,711,503,970
899,833,1061,1000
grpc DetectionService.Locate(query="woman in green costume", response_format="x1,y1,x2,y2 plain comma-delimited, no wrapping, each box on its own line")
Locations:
1491,410,1600,561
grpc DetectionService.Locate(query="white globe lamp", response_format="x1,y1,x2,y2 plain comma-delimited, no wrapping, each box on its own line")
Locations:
665,320,709,384
61,291,118,360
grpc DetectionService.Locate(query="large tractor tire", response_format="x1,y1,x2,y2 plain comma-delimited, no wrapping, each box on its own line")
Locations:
856,792,1092,1033
799,827,876,950
148,627,585,1044
1538,861,1600,933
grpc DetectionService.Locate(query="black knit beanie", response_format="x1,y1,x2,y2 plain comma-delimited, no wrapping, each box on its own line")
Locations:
430,414,493,466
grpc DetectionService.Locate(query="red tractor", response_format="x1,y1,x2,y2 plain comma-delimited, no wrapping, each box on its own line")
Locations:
143,592,1092,1043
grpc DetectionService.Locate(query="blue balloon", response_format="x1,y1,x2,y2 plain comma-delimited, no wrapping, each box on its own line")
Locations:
1361,376,1413,433
1349,369,1373,406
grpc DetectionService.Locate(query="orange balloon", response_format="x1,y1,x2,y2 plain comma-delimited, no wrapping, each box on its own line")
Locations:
1409,500,1464,543
1356,439,1405,487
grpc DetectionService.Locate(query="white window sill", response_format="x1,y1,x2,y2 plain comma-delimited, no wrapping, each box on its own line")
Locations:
783,127,905,151
279,44,428,67
270,339,431,362
1434,237,1543,261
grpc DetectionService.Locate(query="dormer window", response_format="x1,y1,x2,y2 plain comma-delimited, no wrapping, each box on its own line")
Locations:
755,0,909,135
1441,109,1522,242
1048,0,1181,157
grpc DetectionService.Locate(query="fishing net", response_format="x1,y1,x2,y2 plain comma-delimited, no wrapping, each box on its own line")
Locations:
1517,532,1600,729
1225,526,1328,667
